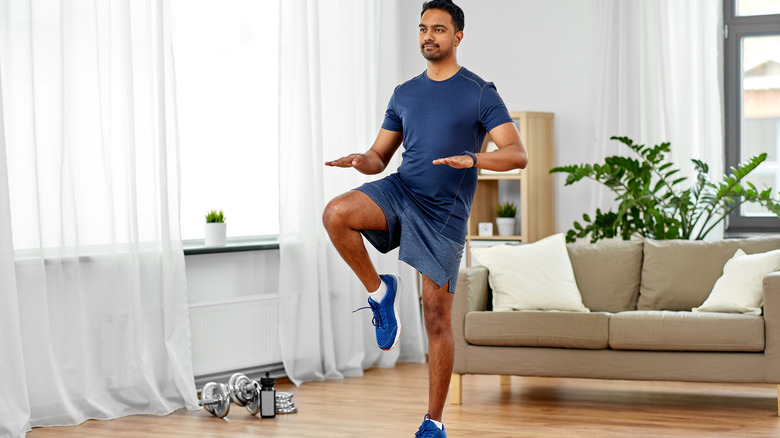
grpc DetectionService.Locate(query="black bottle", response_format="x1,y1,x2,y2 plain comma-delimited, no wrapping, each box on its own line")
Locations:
260,371,276,418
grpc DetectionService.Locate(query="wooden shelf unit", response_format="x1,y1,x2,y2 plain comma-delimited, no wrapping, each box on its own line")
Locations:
465,111,556,266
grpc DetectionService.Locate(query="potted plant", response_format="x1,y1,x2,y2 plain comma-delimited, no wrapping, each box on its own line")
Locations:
550,136,780,243
204,209,227,246
496,202,518,236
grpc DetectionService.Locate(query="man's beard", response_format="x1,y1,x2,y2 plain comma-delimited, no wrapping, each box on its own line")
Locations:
421,43,451,61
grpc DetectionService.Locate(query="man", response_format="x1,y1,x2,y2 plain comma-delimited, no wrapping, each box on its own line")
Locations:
322,1,527,436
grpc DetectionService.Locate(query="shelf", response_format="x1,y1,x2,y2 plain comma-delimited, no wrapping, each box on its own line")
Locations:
464,111,555,267
183,237,279,255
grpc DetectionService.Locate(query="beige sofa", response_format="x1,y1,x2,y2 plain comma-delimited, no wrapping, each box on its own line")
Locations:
450,236,780,412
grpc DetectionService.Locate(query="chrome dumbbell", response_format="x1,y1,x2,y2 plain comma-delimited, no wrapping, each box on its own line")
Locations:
228,373,261,415
199,382,231,418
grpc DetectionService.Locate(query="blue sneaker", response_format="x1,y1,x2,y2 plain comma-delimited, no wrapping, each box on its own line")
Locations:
415,414,446,437
366,274,401,351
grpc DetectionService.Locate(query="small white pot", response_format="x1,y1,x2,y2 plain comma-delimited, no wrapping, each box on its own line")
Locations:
204,222,227,246
495,217,517,236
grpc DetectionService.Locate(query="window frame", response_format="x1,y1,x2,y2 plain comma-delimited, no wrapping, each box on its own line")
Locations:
723,1,780,233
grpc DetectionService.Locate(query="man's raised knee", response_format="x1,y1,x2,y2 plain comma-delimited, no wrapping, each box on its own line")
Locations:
323,190,388,234
322,198,349,232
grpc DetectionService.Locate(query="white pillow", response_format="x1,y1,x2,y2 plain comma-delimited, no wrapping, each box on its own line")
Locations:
471,233,589,312
693,248,780,315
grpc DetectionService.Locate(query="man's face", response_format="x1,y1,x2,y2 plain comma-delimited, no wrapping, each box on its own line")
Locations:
418,8,461,62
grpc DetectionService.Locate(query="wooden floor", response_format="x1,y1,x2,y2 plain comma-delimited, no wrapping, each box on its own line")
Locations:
27,362,780,437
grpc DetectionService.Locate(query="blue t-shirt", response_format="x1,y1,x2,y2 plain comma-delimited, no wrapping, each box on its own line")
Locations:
381,67,512,243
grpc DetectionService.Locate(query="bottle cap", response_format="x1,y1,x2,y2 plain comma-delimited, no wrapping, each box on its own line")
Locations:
261,371,275,387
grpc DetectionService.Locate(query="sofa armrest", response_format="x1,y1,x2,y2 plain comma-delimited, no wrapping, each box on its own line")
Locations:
764,271,780,381
452,266,489,372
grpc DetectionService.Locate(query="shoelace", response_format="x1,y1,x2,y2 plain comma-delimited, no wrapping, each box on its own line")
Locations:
415,423,437,437
352,299,384,328
415,416,439,438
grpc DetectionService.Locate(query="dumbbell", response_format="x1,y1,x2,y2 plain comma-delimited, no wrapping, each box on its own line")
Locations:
199,382,231,418
228,373,261,415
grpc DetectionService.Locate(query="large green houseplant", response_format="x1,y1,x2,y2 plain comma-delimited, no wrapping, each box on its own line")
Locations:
550,136,780,243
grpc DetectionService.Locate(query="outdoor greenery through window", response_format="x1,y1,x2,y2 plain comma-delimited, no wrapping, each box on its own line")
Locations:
724,0,780,232
741,34,780,217
171,0,280,241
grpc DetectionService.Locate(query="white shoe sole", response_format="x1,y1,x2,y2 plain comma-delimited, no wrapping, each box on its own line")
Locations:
383,274,402,351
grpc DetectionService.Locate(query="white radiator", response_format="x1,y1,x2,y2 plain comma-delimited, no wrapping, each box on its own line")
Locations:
189,295,282,376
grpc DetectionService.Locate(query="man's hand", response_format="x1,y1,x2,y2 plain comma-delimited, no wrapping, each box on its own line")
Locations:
432,154,475,169
325,153,368,168
324,129,403,175
325,151,385,175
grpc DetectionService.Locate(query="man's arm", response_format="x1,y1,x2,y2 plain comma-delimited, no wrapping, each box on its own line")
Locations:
325,129,404,175
432,121,528,171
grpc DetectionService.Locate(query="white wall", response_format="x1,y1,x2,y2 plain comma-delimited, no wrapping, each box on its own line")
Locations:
185,250,279,304
399,0,600,233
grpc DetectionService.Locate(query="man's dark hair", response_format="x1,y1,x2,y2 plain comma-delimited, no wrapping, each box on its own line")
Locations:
421,0,465,33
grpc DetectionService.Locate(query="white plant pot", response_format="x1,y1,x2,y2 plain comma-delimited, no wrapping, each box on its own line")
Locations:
495,217,517,237
204,222,227,246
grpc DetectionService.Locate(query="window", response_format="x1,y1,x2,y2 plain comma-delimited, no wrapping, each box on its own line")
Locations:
724,0,780,232
170,0,280,241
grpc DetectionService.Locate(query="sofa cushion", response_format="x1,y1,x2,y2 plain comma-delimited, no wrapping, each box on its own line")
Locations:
609,310,765,352
465,311,609,349
567,239,643,313
638,237,780,311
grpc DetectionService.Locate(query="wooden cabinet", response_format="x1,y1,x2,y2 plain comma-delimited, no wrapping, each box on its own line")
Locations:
465,111,556,266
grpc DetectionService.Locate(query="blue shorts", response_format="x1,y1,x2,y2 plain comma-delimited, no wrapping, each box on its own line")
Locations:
355,174,465,293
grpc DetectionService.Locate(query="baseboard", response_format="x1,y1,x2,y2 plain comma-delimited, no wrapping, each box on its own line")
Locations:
194,362,286,391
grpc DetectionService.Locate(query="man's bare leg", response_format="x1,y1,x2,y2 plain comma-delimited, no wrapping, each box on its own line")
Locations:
322,190,388,291
421,275,454,422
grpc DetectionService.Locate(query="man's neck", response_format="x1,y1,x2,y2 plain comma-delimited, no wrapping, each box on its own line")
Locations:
425,59,461,82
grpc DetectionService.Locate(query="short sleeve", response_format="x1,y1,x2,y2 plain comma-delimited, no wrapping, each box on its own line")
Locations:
381,91,403,132
479,83,513,132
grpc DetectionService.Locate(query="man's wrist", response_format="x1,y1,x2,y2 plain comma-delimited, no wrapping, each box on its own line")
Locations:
462,151,477,168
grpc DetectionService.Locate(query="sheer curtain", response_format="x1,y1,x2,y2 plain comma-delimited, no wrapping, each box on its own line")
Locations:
0,68,31,438
278,0,425,385
0,0,197,433
593,0,724,236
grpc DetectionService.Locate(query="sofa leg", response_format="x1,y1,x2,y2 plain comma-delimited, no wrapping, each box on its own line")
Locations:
500,375,511,386
450,374,462,405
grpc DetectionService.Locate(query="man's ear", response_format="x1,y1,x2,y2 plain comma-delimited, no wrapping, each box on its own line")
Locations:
455,31,464,46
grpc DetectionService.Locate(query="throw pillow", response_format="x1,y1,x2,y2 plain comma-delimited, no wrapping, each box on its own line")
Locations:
693,248,780,315
471,233,589,312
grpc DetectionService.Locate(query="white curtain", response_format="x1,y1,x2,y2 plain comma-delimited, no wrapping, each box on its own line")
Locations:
593,0,724,236
278,0,425,385
0,67,31,438
0,0,197,433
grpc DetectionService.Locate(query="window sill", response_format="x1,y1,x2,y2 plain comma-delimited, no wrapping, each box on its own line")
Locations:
723,230,780,239
183,236,279,255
